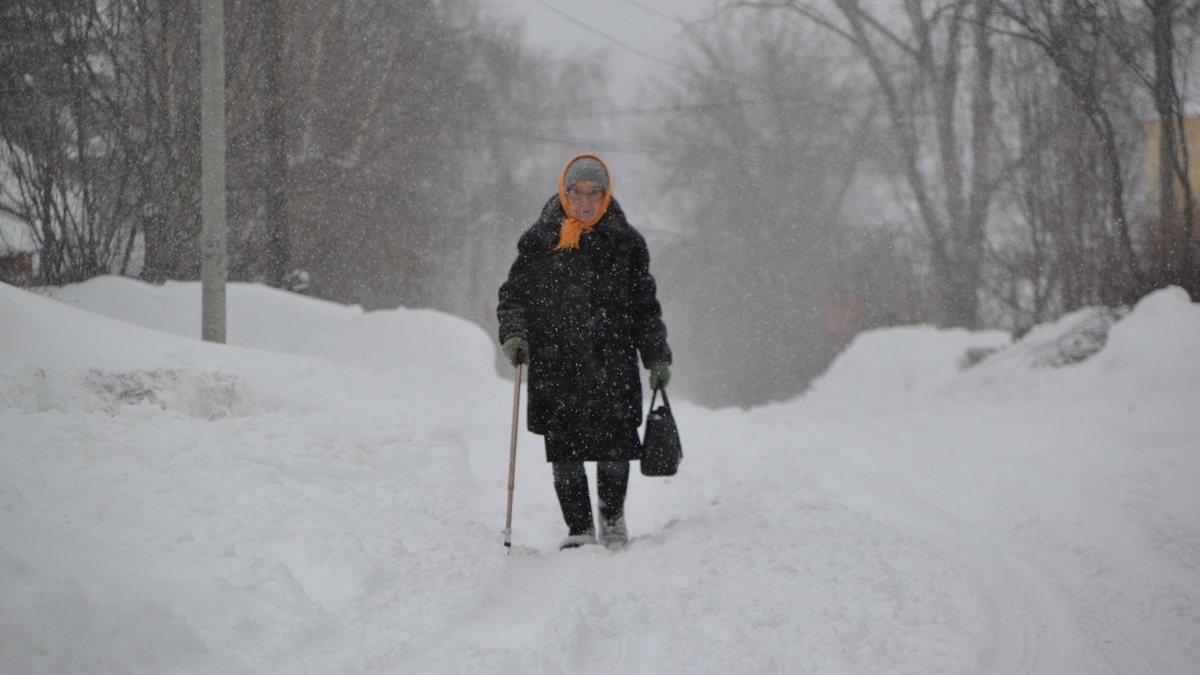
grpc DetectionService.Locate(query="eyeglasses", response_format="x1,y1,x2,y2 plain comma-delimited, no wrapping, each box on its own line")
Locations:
566,186,605,201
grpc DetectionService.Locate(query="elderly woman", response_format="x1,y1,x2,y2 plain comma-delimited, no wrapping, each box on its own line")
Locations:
498,154,672,550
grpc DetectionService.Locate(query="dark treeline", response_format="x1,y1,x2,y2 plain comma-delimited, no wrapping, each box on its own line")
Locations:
2,0,1198,408
0,0,597,312
644,0,1200,406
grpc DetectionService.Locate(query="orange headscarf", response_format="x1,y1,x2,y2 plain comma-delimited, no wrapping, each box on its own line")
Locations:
554,153,613,252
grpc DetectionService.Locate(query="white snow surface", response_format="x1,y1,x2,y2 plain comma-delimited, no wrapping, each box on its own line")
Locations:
2,277,1198,674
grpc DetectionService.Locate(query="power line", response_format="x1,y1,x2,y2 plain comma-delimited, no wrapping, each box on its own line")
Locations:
524,0,691,74
520,1,852,104
619,0,685,26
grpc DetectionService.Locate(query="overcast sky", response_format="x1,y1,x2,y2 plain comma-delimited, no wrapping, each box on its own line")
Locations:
484,0,713,104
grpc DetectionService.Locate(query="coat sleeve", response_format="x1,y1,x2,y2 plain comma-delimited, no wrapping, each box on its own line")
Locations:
497,227,540,343
629,234,672,367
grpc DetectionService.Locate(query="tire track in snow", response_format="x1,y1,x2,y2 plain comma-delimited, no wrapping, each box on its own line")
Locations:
794,436,1085,674
801,433,1196,675
941,536,1076,674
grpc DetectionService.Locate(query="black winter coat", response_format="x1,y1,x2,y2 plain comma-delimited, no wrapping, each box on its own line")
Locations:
498,196,671,450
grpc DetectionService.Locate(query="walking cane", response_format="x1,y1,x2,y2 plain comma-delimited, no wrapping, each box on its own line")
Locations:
503,363,522,549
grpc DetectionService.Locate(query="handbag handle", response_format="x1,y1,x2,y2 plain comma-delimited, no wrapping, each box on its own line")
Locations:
649,386,671,411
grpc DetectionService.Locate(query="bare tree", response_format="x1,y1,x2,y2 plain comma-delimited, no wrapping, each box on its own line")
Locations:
261,0,288,287
994,0,1200,301
646,12,872,405
716,0,1197,342
2,0,582,311
992,1,1153,306
739,0,1000,328
271,0,466,306
121,0,203,282
0,0,146,284
984,36,1120,329
1106,0,1200,292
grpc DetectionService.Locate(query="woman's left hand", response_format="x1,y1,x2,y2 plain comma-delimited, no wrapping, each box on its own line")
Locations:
648,362,671,390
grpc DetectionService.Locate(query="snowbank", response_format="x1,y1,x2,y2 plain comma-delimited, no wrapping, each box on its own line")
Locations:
3,278,497,416
1,279,1198,674
42,276,495,374
802,324,1010,408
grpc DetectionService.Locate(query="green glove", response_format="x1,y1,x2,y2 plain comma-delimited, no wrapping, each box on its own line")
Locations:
501,335,529,366
648,361,670,390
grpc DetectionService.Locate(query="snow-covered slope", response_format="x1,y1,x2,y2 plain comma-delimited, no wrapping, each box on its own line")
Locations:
2,277,1197,674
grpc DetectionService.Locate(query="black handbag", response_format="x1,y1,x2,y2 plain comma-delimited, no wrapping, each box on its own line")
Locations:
641,388,682,476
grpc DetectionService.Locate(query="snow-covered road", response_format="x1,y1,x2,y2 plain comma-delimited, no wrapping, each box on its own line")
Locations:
2,278,1197,673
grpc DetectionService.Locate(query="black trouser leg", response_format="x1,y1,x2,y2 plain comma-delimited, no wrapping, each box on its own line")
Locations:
596,461,630,523
552,462,594,536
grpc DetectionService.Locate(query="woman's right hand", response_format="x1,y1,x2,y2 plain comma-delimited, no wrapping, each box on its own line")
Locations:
501,335,530,366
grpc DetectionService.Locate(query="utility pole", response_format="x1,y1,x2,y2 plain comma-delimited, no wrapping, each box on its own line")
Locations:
200,0,227,342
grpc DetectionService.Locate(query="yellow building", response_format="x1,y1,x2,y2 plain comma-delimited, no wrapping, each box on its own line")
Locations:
1144,115,1200,233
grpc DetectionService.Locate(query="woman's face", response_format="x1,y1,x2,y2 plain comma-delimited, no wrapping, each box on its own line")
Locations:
565,179,605,222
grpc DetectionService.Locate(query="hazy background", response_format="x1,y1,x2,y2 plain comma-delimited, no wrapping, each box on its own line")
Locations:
3,0,1198,407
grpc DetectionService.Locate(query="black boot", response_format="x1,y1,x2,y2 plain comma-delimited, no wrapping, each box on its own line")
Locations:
552,462,595,548
596,461,629,549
